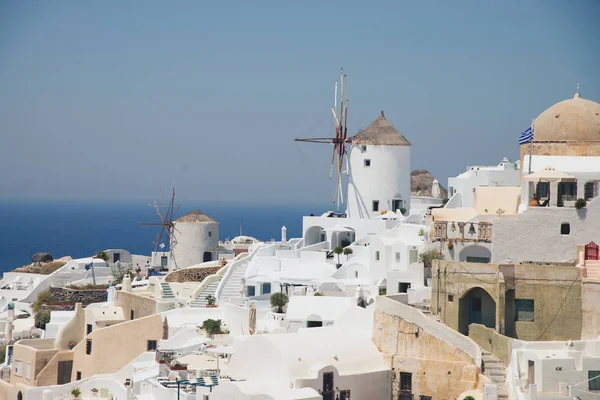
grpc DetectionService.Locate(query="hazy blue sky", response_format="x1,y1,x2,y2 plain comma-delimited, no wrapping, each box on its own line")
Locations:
1,1,599,205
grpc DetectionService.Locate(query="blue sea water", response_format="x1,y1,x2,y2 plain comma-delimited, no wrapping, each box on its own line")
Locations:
0,200,330,273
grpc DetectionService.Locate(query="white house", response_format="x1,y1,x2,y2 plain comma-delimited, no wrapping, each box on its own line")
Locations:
447,157,520,208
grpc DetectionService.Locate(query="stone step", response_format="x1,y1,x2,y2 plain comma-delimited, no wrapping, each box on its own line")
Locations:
484,371,505,377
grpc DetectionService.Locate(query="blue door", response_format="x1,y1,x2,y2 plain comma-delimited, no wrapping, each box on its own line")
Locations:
469,296,482,325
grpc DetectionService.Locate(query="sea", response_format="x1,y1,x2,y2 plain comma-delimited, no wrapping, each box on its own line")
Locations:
0,200,331,274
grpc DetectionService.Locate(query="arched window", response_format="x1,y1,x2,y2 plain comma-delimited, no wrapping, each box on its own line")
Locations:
355,271,359,278
561,223,570,235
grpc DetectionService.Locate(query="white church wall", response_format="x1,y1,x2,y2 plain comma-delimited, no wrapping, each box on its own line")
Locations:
492,197,600,264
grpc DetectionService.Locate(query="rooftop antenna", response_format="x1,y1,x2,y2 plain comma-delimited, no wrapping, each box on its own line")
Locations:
295,68,350,210
140,188,181,270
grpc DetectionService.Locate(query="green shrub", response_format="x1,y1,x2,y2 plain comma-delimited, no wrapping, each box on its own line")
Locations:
463,396,475,400
575,198,587,210
201,319,223,336
35,310,51,330
313,292,324,296
33,289,54,314
0,345,5,364
418,250,445,268
71,387,81,398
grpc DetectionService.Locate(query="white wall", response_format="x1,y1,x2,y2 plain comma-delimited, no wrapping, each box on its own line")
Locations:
448,160,520,208
492,197,600,264
347,144,411,218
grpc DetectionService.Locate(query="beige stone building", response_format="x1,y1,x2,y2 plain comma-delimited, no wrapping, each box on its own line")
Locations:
431,260,582,341
1,303,162,400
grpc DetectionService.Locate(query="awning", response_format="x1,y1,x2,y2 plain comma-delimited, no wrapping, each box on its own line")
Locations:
524,167,576,182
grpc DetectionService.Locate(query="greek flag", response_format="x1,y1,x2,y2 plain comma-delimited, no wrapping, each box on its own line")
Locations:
519,126,534,145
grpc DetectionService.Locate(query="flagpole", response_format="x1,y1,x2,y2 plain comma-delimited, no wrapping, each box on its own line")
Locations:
528,118,534,174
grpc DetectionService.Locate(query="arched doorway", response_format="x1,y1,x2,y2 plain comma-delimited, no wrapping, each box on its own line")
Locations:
203,252,212,262
458,287,496,335
305,226,326,246
459,245,492,263
17,392,23,400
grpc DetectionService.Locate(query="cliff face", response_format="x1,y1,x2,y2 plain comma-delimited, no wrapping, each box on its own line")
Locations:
411,170,448,198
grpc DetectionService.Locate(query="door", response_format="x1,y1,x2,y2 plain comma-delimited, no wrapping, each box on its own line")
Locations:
469,296,482,325
322,372,334,400
203,252,212,262
57,360,73,385
113,253,120,263
528,361,535,385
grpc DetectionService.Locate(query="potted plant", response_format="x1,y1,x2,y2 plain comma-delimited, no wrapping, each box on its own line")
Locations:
575,198,587,210
71,387,81,399
418,228,425,237
205,294,217,308
448,240,454,250
91,388,99,398
334,246,344,268
270,292,289,314
201,319,224,338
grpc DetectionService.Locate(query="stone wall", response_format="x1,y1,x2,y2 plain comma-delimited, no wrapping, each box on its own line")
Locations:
581,280,600,339
468,323,513,366
373,297,482,400
50,287,107,304
164,266,221,283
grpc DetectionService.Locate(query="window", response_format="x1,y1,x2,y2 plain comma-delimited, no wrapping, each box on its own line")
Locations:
448,294,454,302
398,282,411,293
392,199,403,212
160,256,168,267
130,310,135,320
14,360,23,376
261,282,271,295
448,186,454,196
364,159,371,167
247,286,255,297
466,256,491,263
307,320,323,328
561,223,570,235
420,396,432,400
87,324,92,334
537,182,549,200
76,371,82,381
86,339,92,355
25,363,31,380
340,390,351,400
515,299,534,322
361,145,367,152
585,182,595,201
559,182,577,202
399,372,412,395
589,370,600,391
147,340,158,351
409,249,418,265
372,200,379,212
354,271,359,278
208,231,212,237
375,251,380,261
395,252,401,263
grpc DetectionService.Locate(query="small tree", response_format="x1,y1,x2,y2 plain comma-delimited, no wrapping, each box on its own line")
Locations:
334,246,344,265
110,261,130,285
201,319,223,337
575,198,587,210
343,247,353,260
35,310,51,330
270,292,289,313
95,250,109,262
418,249,445,269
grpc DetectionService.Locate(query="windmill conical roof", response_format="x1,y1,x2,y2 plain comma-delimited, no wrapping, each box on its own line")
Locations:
175,210,217,224
350,111,411,146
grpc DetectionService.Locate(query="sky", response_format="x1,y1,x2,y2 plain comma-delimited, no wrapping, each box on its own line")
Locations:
1,1,599,206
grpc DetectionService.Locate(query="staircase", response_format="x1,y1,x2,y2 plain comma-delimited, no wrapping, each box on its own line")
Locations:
584,260,600,280
218,260,249,302
160,282,175,299
482,350,508,400
190,281,220,308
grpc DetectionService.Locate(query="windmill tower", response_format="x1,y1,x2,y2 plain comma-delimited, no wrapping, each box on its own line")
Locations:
295,68,350,211
140,188,181,271
170,210,219,271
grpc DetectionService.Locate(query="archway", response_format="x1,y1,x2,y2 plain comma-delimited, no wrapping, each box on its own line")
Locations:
459,245,491,263
203,252,212,262
305,226,326,246
458,287,496,335
17,392,23,400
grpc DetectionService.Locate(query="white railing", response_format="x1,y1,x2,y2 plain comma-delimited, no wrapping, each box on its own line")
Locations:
188,255,245,302
215,246,260,300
